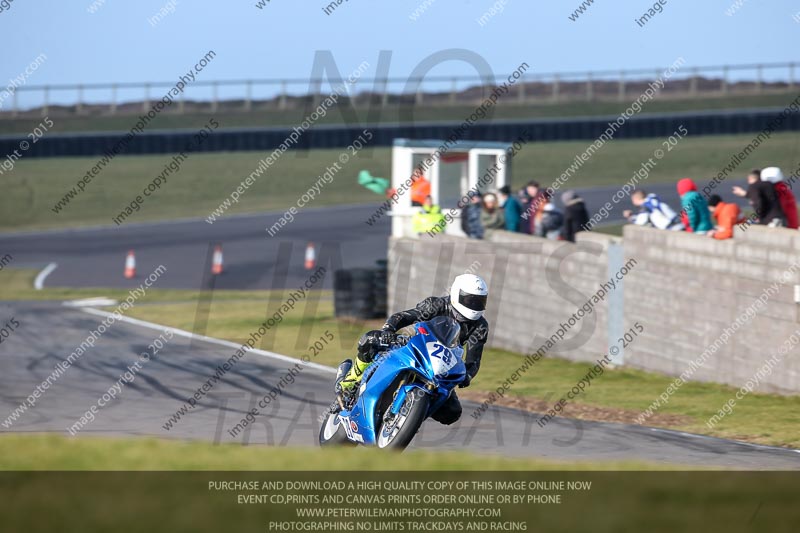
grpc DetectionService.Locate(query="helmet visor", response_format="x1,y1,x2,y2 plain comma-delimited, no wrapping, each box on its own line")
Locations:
458,290,487,312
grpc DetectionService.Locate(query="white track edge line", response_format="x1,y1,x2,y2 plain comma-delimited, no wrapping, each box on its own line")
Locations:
79,307,336,375
33,262,58,290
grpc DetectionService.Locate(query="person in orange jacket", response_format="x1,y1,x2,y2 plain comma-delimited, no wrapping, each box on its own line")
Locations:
410,169,431,207
707,194,743,240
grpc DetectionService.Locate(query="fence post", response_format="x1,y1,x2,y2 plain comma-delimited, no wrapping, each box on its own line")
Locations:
245,80,252,111
586,72,593,101
756,64,763,93
689,67,698,96
42,86,49,117
552,74,560,103
279,80,287,110
77,84,84,115
143,83,150,112
211,81,218,112
721,65,729,94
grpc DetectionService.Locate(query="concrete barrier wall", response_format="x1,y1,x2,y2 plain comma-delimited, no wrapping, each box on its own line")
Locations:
623,224,800,394
388,225,800,394
388,230,619,366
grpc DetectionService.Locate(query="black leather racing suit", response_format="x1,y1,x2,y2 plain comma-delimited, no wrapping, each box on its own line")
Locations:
357,296,489,425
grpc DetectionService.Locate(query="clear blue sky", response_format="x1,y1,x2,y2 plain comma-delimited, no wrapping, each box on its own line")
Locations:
1,0,798,107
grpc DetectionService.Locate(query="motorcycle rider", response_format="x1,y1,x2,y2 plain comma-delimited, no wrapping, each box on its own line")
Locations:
337,274,489,425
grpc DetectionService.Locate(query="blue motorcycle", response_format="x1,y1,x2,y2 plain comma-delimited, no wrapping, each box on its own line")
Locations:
319,316,466,450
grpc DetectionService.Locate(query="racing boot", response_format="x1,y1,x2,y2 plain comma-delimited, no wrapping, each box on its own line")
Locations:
337,356,370,393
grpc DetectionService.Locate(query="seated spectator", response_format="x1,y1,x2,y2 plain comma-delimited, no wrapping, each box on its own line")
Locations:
480,192,506,233
732,169,785,227
706,194,742,240
560,190,590,242
535,191,564,240
622,190,684,230
677,178,713,234
761,167,798,229
411,195,445,235
497,185,522,232
461,191,484,239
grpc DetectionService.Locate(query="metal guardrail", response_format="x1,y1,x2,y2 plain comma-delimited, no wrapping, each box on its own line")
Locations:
1,61,797,118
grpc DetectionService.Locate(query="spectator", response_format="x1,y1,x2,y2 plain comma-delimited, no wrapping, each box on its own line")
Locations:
410,168,431,207
761,167,798,229
677,178,713,234
560,190,590,242
411,195,446,236
497,185,522,232
522,181,546,235
706,194,742,240
480,192,506,233
622,190,684,230
535,191,564,240
461,191,484,239
732,169,785,227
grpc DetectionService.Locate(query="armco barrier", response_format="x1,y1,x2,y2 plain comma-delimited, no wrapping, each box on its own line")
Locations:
2,107,799,159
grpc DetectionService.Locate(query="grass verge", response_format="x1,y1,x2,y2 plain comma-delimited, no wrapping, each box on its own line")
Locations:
3,132,799,232
2,268,799,449
0,434,672,471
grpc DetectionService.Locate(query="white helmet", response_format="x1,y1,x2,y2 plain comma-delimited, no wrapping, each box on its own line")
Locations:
761,167,785,184
449,274,488,322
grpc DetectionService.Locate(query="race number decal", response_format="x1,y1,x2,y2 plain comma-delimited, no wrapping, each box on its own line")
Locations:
427,342,458,377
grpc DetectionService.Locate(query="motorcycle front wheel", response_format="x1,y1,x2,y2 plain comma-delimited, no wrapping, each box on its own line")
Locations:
318,411,355,447
376,388,429,451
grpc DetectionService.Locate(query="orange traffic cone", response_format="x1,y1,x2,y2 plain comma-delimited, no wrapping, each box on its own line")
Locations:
304,242,316,270
211,245,224,275
124,250,136,279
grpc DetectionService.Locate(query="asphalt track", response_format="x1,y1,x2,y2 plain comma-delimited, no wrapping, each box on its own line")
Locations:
0,180,749,291
1,300,798,469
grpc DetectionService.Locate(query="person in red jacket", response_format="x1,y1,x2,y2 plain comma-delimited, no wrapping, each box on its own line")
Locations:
707,194,743,240
761,167,799,229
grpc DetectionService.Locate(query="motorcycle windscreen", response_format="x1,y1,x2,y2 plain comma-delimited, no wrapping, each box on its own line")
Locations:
420,316,461,348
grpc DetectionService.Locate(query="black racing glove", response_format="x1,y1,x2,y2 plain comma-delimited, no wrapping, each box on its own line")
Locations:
458,374,472,388
378,329,396,346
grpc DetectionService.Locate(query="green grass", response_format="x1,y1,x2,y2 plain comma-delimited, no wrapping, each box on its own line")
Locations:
4,132,799,232
0,434,669,471
3,268,799,448
1,91,797,135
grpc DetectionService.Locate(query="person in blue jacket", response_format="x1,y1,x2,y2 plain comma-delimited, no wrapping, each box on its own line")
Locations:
498,185,522,232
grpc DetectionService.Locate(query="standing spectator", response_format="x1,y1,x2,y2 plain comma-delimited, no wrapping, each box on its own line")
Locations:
706,194,742,240
535,192,564,240
623,190,684,230
560,190,590,242
410,168,431,207
461,191,484,239
732,169,785,227
522,181,546,235
677,178,713,234
761,167,798,229
480,192,506,233
411,195,446,235
497,185,522,232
